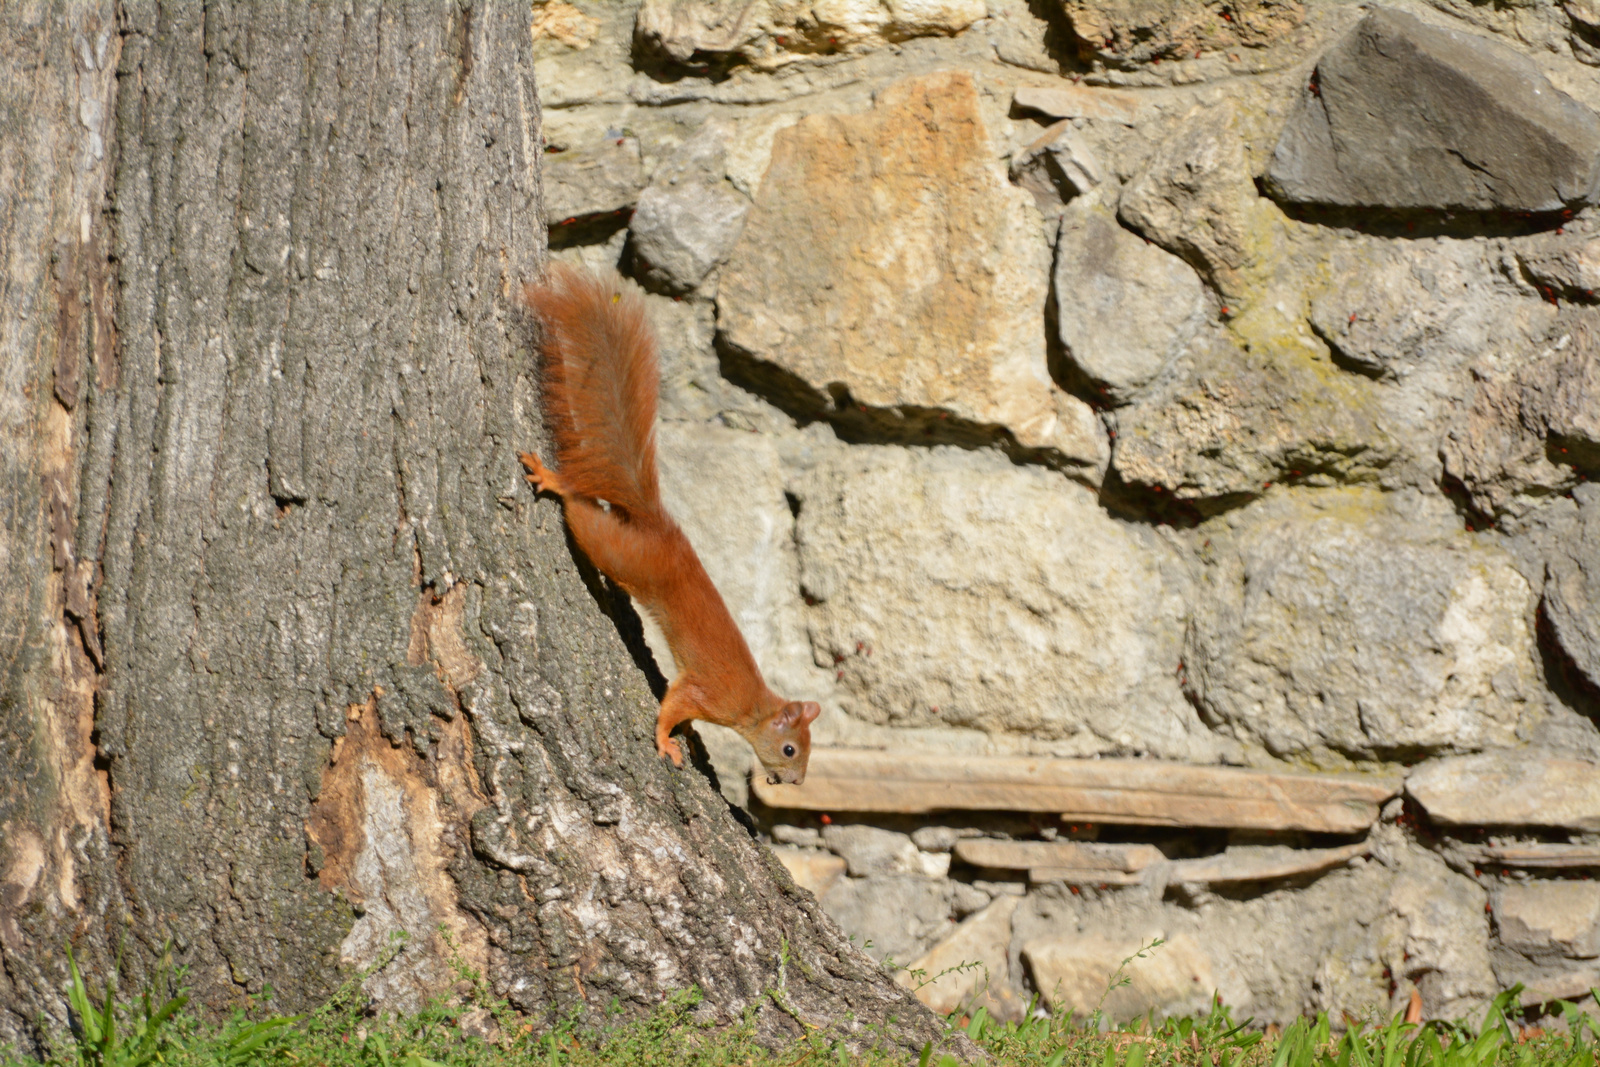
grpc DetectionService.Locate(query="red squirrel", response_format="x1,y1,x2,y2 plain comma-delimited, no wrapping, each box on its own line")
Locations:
519,264,821,784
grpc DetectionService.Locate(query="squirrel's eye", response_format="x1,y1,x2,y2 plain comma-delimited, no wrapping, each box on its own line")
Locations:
782,744,797,758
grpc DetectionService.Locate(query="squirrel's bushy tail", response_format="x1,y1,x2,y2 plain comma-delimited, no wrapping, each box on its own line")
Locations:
525,264,662,518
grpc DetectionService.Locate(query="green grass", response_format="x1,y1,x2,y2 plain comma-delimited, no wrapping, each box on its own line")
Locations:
6,941,1597,1067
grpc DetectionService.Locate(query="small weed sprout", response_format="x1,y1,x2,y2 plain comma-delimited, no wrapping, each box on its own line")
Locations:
1088,936,1165,1034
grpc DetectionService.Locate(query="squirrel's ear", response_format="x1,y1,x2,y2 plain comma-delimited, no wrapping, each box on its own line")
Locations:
777,701,820,729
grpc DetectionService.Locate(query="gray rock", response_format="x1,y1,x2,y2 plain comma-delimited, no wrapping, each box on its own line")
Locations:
1545,485,1600,690
543,134,645,226
1495,882,1600,961
1265,8,1600,213
1186,491,1541,759
1010,120,1104,217
1440,330,1600,517
1110,330,1397,501
1387,853,1497,1020
1307,238,1489,378
1516,227,1600,302
631,181,750,293
822,824,924,877
1119,103,1265,299
794,445,1219,760
949,880,993,918
911,826,983,852
1054,194,1206,404
819,874,953,964
771,825,823,847
629,123,751,293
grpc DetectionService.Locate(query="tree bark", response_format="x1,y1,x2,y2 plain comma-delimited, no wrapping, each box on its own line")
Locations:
0,1,947,1054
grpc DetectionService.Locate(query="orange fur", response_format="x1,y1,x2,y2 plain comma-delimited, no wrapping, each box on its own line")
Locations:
521,264,820,784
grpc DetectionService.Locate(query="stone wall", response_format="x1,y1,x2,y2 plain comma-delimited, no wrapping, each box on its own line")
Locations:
532,0,1600,1026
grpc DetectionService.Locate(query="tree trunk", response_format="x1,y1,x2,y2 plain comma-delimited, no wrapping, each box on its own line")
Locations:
0,2,946,1054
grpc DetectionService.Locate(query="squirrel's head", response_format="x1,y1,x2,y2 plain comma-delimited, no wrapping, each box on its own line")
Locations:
752,700,821,785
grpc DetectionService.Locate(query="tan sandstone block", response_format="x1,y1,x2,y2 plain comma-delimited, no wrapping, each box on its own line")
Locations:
718,71,1106,476
958,839,1367,887
897,895,1023,1018
1012,85,1148,126
1469,844,1600,869
955,839,1164,873
769,846,847,897
1407,753,1600,832
1495,882,1600,959
1023,932,1217,1022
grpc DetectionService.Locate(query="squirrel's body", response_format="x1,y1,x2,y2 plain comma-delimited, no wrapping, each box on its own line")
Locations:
521,264,819,783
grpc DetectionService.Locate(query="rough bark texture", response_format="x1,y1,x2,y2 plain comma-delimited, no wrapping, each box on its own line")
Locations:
0,0,122,1047
0,1,945,1054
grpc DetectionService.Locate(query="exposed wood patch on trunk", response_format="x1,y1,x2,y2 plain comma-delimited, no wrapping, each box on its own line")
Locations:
306,688,489,1011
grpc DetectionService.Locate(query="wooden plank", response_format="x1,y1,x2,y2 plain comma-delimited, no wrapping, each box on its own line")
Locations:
754,750,1400,834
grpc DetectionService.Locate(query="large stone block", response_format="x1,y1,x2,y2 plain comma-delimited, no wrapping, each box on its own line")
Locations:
1266,8,1600,213
791,446,1206,757
819,873,953,964
1495,882,1600,961
1440,332,1600,517
1307,238,1490,379
1110,332,1397,502
1054,194,1207,404
822,824,948,878
718,72,1107,477
1055,0,1306,68
1544,485,1600,691
542,134,644,226
897,895,1023,1018
1517,227,1600,302
1388,856,1497,1020
1407,752,1600,832
955,839,1165,874
1119,102,1272,300
1186,492,1542,759
1023,932,1218,1022
768,846,848,897
636,0,986,70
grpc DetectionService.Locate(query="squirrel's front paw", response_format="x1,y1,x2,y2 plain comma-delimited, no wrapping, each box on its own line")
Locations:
519,451,552,493
656,736,685,768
